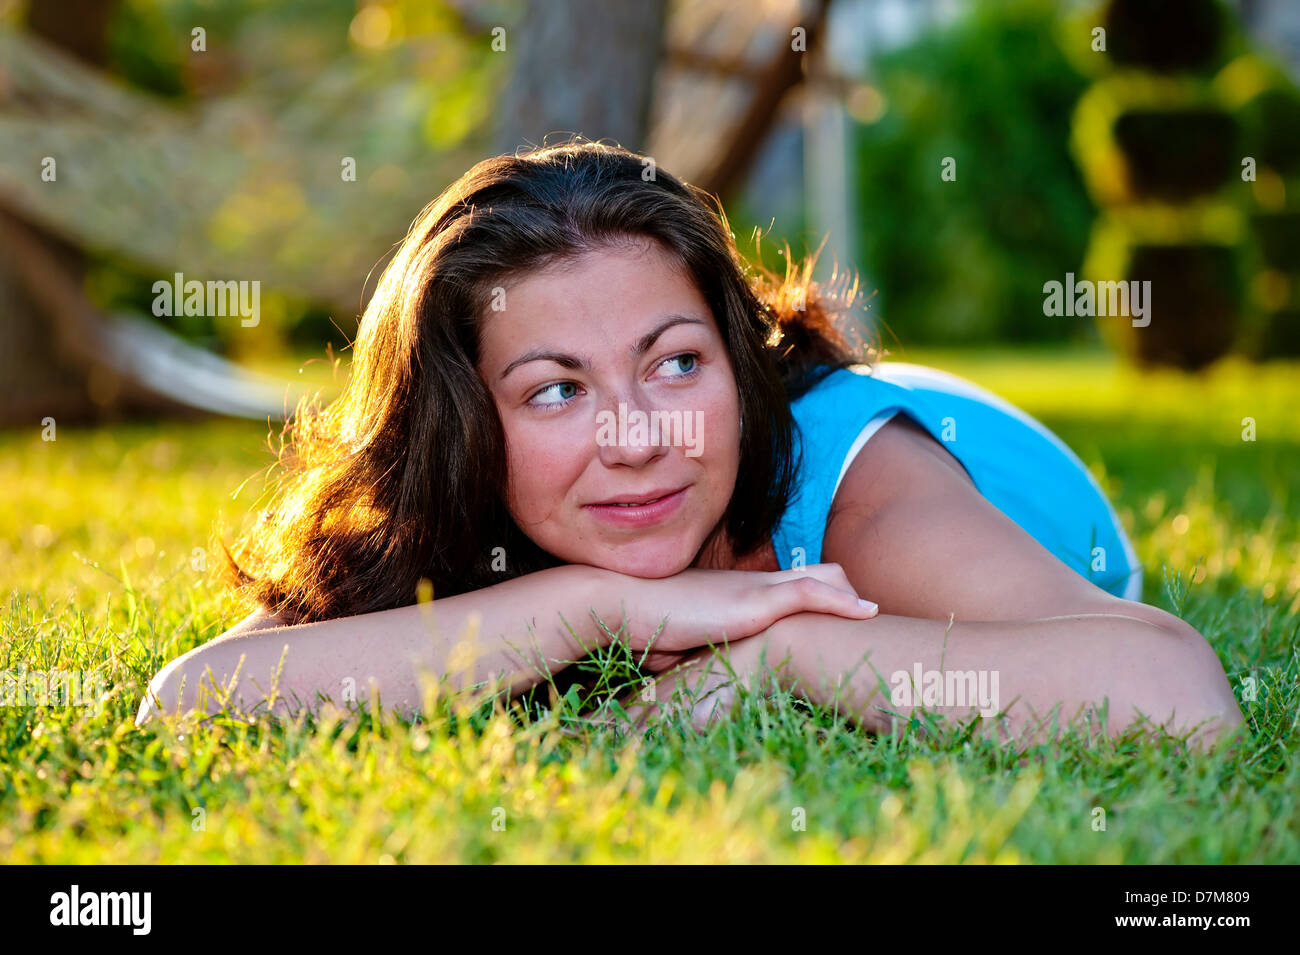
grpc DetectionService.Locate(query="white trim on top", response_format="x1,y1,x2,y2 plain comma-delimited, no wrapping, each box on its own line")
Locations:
832,410,900,501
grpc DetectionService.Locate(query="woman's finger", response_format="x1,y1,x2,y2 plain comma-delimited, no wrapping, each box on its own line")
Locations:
769,574,878,621
767,562,858,595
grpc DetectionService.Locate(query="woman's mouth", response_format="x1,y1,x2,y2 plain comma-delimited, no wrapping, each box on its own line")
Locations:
584,486,690,528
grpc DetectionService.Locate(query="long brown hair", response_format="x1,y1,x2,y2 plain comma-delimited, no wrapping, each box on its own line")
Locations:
220,139,868,624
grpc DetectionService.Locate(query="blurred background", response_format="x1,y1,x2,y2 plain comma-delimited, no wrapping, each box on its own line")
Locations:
1,0,1296,611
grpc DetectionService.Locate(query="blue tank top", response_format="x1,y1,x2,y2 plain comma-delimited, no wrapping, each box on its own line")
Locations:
771,363,1142,601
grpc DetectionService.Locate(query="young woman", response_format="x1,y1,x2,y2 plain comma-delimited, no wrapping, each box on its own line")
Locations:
136,140,1243,748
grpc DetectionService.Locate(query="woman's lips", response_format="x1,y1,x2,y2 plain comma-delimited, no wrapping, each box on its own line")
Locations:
584,486,689,528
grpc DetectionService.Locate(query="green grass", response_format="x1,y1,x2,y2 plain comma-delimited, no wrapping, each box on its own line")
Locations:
2,346,1297,863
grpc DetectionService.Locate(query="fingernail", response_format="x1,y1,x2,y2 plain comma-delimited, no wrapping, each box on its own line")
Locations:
858,598,878,612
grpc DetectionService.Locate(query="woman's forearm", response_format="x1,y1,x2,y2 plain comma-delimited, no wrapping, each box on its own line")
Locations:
763,611,1243,747
138,564,617,722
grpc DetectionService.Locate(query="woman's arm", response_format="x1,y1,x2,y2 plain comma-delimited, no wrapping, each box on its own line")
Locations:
136,563,612,723
629,609,1243,748
136,561,877,724
766,610,1243,747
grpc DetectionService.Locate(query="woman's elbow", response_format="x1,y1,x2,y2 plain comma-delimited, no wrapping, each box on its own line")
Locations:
135,610,284,726
136,639,231,725
1131,616,1244,748
136,653,192,725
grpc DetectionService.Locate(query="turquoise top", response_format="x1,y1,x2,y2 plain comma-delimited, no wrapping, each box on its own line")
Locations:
771,363,1142,601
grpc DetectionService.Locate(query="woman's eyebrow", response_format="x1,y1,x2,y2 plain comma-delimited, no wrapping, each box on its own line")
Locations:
499,348,590,382
498,314,706,382
632,314,706,356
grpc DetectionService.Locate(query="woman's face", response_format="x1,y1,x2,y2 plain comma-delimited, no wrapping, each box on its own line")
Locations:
476,239,742,577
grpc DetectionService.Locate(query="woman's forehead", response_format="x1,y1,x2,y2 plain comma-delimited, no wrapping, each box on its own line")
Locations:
480,251,715,355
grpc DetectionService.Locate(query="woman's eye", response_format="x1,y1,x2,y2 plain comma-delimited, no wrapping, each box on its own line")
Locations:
658,353,698,377
530,381,580,407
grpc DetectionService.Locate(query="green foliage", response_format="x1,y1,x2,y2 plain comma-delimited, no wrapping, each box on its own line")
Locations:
2,348,1297,862
105,0,189,99
104,0,359,100
1068,1,1256,369
852,0,1094,346
1237,86,1300,177
77,0,498,354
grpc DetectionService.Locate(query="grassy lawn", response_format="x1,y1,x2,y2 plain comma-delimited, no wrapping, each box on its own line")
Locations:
2,346,1297,863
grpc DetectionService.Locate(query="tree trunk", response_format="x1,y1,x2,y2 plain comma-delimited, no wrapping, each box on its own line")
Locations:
493,0,668,155
0,0,119,426
0,254,100,424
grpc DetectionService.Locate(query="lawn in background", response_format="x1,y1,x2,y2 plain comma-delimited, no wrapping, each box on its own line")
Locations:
1,346,1296,863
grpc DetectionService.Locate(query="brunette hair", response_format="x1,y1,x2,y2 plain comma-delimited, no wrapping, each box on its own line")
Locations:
220,138,868,624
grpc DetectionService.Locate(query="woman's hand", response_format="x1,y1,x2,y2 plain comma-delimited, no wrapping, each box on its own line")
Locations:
599,562,877,670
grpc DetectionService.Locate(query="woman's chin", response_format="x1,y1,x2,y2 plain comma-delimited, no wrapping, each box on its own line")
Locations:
588,543,695,579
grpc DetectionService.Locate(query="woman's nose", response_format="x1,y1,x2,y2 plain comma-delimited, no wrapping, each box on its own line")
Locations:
594,395,670,467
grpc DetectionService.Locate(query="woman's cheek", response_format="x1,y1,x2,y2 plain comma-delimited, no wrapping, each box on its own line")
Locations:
702,395,741,474
505,422,587,522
